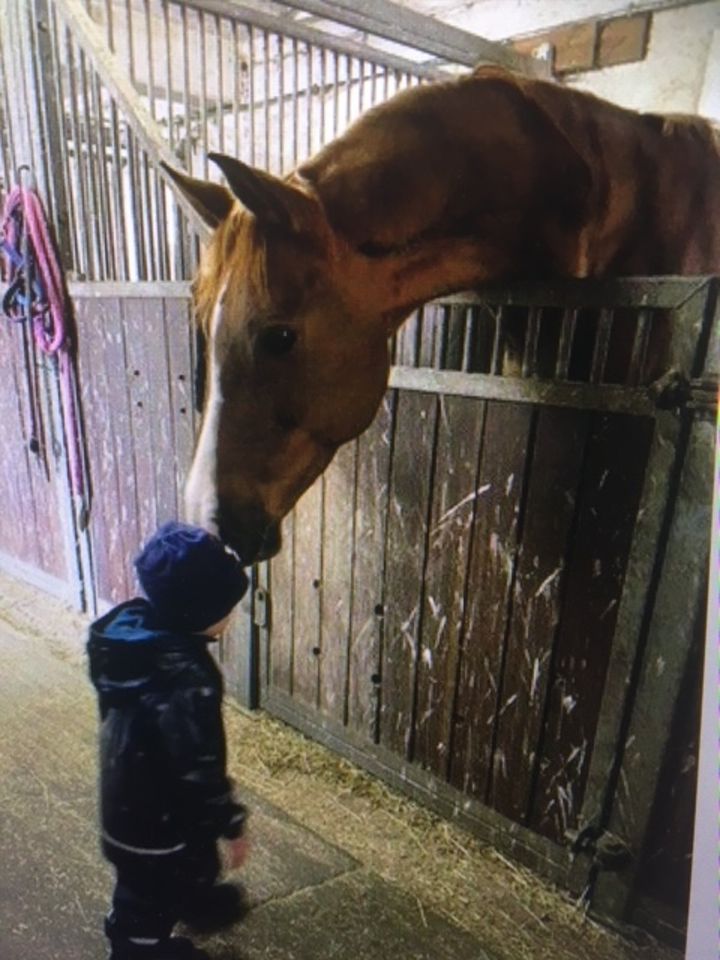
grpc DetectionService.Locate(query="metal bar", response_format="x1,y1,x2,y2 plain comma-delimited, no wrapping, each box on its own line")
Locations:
439,277,712,312
489,306,505,375
291,38,299,167
53,0,212,240
247,24,256,165
64,28,91,277
388,366,656,416
232,20,240,160
215,13,225,155
555,308,577,380
306,42,314,160
255,0,543,74
263,29,270,170
91,72,115,279
278,33,285,172
163,1,173,150
144,0,156,119
521,306,541,378
199,10,209,177
170,0,443,80
319,46,327,145
628,308,653,386
589,308,613,383
332,51,340,137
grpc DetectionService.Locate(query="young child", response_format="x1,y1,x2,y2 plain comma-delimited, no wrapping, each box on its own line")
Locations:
88,521,251,960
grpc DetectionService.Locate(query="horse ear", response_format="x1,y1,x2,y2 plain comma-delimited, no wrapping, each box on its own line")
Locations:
208,153,317,235
160,162,235,228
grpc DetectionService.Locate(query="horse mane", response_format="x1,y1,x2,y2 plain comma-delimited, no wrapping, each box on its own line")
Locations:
192,205,269,335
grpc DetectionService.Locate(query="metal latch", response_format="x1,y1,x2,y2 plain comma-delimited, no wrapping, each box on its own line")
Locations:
253,588,268,628
651,369,718,417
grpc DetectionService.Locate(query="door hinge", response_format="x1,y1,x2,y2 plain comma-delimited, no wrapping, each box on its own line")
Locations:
565,822,633,873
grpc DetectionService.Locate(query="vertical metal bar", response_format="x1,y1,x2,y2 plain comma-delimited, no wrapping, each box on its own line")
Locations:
45,1,78,272
490,305,506,375
79,47,103,278
104,0,114,50
277,33,285,173
127,130,147,279
521,306,541,378
181,1,191,170
144,0,155,119
248,24,256,166
555,307,577,379
263,29,270,171
318,47,327,146
590,308,614,383
109,101,129,279
199,11,209,178
163,1,173,150
65,32,91,278
232,19,240,160
91,74,115,279
291,38,299,166
332,51,340,137
358,58,366,114
344,55,352,127
627,308,653,386
125,0,136,86
215,14,225,156
306,42,313,159
370,60,378,107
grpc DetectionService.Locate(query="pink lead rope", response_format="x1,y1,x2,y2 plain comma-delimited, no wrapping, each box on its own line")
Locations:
1,184,87,509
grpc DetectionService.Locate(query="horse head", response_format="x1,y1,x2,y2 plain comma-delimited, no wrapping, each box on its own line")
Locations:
164,157,407,561
164,70,597,561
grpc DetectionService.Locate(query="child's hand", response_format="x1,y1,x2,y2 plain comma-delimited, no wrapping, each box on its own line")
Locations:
222,835,250,870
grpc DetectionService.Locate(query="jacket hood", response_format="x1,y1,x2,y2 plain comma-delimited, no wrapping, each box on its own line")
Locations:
87,599,204,704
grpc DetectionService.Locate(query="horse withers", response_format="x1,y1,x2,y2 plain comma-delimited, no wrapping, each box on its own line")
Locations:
164,66,720,563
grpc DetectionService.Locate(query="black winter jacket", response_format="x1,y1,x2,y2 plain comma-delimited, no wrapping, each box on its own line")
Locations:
87,599,246,856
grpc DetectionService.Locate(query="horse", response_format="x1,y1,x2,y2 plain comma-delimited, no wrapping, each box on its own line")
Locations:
163,66,720,563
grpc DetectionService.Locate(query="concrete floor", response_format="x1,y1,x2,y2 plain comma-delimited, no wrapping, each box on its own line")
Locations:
0,584,495,960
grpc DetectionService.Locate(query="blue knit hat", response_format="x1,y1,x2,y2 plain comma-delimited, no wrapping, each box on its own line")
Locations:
134,521,249,632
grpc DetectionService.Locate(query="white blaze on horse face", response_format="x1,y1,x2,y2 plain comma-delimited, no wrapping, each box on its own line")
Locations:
184,285,226,534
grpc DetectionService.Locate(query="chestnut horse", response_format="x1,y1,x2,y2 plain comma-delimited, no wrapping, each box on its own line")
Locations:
164,66,720,563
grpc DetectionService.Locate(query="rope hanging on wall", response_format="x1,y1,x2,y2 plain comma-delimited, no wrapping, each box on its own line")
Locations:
0,177,88,520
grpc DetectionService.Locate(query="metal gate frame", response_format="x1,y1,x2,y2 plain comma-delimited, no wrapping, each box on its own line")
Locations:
256,276,718,936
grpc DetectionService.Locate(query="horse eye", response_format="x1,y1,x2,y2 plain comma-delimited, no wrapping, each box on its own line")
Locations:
257,326,297,356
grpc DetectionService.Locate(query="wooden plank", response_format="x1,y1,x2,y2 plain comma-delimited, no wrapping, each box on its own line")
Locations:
291,479,323,709
76,296,138,603
319,440,357,723
163,297,196,512
380,389,437,759
268,512,295,696
0,324,33,562
488,407,590,823
347,391,394,741
122,298,162,542
528,413,654,842
449,403,534,797
414,394,484,779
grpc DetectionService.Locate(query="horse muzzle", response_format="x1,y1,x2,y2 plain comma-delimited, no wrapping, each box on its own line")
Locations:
217,503,282,564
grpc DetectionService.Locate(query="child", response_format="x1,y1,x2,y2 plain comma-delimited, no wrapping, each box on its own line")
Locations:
88,521,251,960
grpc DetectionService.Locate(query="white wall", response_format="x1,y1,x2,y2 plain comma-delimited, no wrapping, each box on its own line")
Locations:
401,0,720,118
